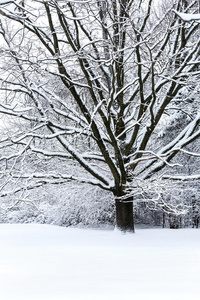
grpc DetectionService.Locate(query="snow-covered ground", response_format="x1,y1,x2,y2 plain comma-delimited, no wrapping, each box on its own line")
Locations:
0,224,199,300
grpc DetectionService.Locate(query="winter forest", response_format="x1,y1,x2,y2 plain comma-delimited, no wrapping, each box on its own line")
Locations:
0,0,200,232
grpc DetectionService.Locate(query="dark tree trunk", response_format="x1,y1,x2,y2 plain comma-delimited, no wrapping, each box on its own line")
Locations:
162,212,166,228
169,214,179,229
115,197,134,232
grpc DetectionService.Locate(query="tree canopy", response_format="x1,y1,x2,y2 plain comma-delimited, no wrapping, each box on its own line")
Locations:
0,0,200,231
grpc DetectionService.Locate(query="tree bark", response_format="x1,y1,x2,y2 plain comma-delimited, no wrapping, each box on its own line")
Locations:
169,214,179,229
115,197,134,232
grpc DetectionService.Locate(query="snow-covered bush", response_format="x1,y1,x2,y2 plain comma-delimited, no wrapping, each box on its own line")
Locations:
0,182,115,228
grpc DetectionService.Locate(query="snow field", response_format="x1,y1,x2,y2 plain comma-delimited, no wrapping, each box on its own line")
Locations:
0,224,199,300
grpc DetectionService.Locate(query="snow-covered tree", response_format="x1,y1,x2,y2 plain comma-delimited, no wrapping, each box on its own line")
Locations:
0,0,200,232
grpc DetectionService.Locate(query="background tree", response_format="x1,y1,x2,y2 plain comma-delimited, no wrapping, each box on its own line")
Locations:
0,0,200,232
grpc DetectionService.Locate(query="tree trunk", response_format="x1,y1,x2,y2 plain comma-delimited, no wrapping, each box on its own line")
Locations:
115,197,134,232
169,214,179,229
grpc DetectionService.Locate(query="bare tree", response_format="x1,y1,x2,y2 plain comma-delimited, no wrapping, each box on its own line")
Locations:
0,0,200,232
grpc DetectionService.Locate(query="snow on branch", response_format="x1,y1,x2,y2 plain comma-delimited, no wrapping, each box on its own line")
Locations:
162,174,200,181
120,178,189,216
178,148,200,157
0,172,113,197
126,150,182,168
28,145,106,162
173,10,200,22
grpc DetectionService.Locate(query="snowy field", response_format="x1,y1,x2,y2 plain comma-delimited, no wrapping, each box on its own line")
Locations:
0,224,200,300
